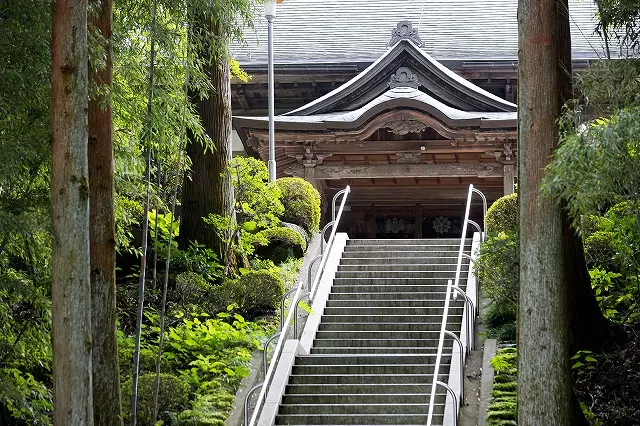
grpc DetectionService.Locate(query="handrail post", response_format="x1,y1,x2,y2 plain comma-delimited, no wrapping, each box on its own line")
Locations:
331,189,347,222
444,330,465,402
436,381,459,425
244,383,264,426
307,255,322,293
262,332,281,374
320,222,335,254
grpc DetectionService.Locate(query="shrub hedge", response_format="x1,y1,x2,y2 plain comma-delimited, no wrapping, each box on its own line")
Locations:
276,177,321,234
485,193,518,236
214,269,284,318
121,373,190,425
254,226,306,263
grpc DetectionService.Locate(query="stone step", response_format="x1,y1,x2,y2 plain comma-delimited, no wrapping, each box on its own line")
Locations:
314,330,454,340
285,383,436,395
312,338,449,348
295,354,451,365
342,251,463,259
343,244,468,253
332,285,456,293
338,264,464,272
334,277,465,285
278,403,444,415
311,347,448,355
321,314,461,323
335,270,467,279
318,322,460,333
348,238,468,244
328,292,451,301
280,392,446,405
323,306,461,316
325,299,463,308
340,256,468,265
275,413,442,425
288,373,438,385
290,363,447,377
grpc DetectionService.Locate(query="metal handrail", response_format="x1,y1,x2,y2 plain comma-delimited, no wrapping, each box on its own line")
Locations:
320,222,334,254
307,255,322,292
332,188,349,222
246,280,304,426
427,184,485,426
309,185,351,302
246,185,351,425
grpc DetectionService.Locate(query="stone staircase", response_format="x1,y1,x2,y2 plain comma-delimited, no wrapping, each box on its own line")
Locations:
274,238,471,426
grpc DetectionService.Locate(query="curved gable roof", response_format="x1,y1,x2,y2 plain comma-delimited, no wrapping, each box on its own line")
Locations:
284,38,517,116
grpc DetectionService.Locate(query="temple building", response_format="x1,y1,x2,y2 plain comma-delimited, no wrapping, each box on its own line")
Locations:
230,0,610,238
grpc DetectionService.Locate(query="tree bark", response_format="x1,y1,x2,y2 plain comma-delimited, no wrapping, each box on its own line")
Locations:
88,0,122,423
51,0,94,424
180,19,235,262
517,0,571,423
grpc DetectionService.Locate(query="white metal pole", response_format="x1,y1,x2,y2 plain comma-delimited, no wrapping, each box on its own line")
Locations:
267,15,276,182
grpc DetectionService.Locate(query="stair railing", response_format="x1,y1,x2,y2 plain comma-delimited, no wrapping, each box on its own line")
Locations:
309,185,350,302
245,185,351,426
426,184,485,426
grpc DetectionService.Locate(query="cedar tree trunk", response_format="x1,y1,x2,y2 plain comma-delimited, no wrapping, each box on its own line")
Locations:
517,0,571,423
180,20,235,262
88,0,122,423
51,0,94,424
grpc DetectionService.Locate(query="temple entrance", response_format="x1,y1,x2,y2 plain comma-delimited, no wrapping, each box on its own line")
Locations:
233,22,517,235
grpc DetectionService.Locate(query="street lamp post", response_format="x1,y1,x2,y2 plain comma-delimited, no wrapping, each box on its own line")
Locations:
265,0,277,182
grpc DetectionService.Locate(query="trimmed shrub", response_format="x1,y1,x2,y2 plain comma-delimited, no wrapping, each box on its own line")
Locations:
276,177,321,234
122,373,190,425
254,226,306,263
475,231,519,341
213,269,284,318
485,193,518,236
584,231,617,269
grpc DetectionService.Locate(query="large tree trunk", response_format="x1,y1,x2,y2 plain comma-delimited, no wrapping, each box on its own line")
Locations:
517,0,571,423
88,0,122,423
51,0,94,424
180,20,235,263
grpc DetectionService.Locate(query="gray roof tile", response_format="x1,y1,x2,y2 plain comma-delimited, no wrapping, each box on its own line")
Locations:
231,0,610,64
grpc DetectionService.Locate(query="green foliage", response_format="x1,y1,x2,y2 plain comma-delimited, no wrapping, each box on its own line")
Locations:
485,193,518,236
230,156,283,229
475,232,519,341
584,231,617,269
164,312,261,392
276,178,321,234
544,107,640,231
121,373,190,426
0,1,53,419
173,241,225,284
177,392,234,425
488,347,517,425
214,269,285,319
571,350,599,375
580,60,640,113
595,0,640,56
254,226,306,263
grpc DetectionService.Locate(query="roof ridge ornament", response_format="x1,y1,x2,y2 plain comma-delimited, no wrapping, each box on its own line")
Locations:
389,67,421,89
388,21,424,48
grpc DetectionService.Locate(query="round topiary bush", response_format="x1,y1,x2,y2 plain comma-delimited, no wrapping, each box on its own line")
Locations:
253,226,306,263
213,269,284,319
276,177,321,234
121,373,190,426
485,193,518,236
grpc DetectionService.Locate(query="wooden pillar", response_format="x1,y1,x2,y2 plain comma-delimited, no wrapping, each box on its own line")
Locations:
415,204,423,239
303,164,321,194
503,163,515,195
